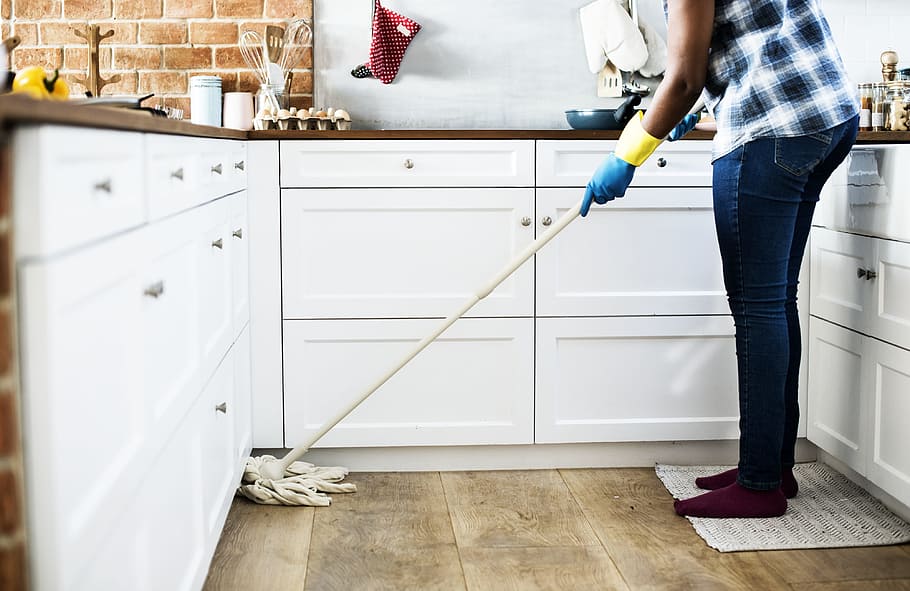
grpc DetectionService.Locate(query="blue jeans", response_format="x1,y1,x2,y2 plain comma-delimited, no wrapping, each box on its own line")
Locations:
712,117,858,490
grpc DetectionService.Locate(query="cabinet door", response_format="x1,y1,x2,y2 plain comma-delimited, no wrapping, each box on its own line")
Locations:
806,317,870,475
866,337,910,508
868,238,910,351
198,197,234,382
283,318,534,447
200,351,236,539
535,316,739,443
19,233,148,590
810,227,875,333
234,325,253,465
536,188,727,316
281,188,535,319
230,191,250,338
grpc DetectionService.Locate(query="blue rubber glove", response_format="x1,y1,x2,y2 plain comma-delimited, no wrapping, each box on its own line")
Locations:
581,154,636,217
667,113,701,142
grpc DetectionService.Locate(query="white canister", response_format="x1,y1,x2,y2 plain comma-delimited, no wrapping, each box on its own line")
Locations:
190,76,223,127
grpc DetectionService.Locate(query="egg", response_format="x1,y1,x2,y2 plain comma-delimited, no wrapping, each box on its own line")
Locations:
314,110,328,119
334,109,351,121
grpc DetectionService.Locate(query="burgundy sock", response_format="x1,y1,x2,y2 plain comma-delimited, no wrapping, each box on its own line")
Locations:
695,467,799,498
674,482,787,518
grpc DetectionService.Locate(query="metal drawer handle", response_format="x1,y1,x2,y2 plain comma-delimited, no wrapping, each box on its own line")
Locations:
541,216,553,227
143,281,165,298
233,228,243,239
404,158,414,169
234,161,245,171
171,168,184,181
857,267,877,280
94,179,112,193
657,158,668,168
211,163,223,175
520,216,532,227
212,238,223,249
215,402,227,414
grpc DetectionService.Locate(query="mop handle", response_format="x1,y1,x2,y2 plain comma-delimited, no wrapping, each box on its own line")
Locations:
276,200,584,473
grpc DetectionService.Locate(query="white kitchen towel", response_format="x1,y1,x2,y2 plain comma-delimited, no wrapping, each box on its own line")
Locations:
637,19,667,78
656,462,910,552
846,150,889,206
579,0,648,74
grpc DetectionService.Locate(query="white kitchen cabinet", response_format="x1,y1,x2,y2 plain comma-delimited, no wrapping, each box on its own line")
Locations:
283,318,534,447
280,188,535,319
14,128,251,591
535,315,739,443
809,143,910,511
535,187,727,317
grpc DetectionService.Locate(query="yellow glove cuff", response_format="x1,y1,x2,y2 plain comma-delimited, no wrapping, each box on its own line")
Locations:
614,111,663,167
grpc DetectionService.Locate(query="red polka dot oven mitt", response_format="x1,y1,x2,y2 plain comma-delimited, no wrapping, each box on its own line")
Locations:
351,0,421,84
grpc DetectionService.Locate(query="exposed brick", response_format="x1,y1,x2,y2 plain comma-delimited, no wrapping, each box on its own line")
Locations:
10,23,37,47
237,69,262,93
64,47,113,71
0,232,9,299
92,21,139,44
38,22,82,45
0,542,27,591
164,0,213,18
213,46,245,69
238,20,289,37
170,96,191,118
112,46,161,70
265,0,311,19
64,0,112,19
0,392,18,456
63,74,88,97
0,308,9,377
113,0,161,19
1,0,9,19
1,24,7,40
15,0,61,19
288,94,313,111
139,21,187,44
163,46,211,69
0,467,18,536
288,69,313,94
138,70,187,94
216,0,263,18
189,21,237,44
12,47,63,71
187,70,237,93
98,71,138,95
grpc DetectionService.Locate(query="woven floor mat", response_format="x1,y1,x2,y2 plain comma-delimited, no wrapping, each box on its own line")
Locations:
655,462,910,552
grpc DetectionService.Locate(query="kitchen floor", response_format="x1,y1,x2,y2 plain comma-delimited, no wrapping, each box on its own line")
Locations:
203,468,910,590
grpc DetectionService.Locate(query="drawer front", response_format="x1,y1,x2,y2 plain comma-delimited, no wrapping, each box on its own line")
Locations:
196,138,240,204
536,140,713,187
197,197,234,382
14,126,145,258
815,145,910,242
230,192,250,337
536,187,727,316
146,134,200,221
280,140,535,187
281,188,535,319
283,318,534,447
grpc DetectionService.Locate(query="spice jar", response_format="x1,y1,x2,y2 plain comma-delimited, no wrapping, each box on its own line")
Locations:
891,82,909,131
859,83,873,131
872,83,887,131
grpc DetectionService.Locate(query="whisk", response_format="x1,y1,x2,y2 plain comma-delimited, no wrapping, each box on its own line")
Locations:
278,19,313,77
240,30,280,112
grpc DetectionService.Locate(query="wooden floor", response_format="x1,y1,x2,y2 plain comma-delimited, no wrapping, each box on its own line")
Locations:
204,468,910,591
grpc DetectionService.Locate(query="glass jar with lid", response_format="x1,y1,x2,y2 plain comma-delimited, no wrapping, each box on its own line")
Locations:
859,83,873,131
872,83,887,131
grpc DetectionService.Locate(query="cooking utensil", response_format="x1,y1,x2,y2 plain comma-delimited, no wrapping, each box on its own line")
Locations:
597,60,623,98
565,94,642,130
240,30,280,111
278,19,313,75
265,25,285,64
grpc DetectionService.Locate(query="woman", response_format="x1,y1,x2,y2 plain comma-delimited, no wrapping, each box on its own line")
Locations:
582,0,859,518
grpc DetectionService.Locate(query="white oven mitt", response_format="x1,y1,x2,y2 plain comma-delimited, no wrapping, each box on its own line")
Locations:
579,0,648,74
637,19,667,78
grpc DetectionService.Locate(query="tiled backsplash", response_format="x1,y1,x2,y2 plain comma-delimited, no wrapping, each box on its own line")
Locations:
5,0,314,115
821,0,910,85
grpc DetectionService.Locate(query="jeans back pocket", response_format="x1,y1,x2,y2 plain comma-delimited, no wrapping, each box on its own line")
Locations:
773,132,833,177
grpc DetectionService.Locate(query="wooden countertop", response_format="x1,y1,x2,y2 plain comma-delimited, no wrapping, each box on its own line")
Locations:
1,95,908,143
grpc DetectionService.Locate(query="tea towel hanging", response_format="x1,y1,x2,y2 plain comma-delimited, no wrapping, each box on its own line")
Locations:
351,0,421,84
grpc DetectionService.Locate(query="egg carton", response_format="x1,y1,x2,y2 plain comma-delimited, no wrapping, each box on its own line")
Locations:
253,107,352,131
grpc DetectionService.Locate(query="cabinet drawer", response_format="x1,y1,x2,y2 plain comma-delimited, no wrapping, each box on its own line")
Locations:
14,125,145,258
281,188,535,319
536,187,727,316
283,318,534,447
536,140,713,187
280,140,535,187
146,134,201,221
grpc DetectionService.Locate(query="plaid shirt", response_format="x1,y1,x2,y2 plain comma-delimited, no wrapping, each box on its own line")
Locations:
679,0,859,160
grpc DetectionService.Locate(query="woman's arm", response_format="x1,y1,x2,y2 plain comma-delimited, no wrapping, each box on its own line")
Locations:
640,0,715,139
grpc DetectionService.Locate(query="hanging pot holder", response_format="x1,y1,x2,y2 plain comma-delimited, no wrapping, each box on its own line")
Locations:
351,0,421,84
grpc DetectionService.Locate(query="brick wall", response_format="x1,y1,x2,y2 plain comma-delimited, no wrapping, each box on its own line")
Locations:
6,0,314,117
0,146,26,591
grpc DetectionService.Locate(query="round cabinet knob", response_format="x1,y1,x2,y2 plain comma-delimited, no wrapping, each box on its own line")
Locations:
657,158,668,168
541,216,553,226
520,216,532,227
404,159,414,169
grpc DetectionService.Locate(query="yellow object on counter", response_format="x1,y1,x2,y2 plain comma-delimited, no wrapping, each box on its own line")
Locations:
12,67,70,101
615,111,663,166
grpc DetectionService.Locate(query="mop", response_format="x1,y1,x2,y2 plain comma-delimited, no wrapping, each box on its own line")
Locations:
237,201,584,505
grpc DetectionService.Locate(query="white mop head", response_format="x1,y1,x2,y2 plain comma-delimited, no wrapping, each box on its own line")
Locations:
237,455,357,506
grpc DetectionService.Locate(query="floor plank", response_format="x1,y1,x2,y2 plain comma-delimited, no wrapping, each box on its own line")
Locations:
202,497,314,591
442,470,600,548
791,579,910,591
759,546,910,584
304,472,465,591
459,546,630,591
